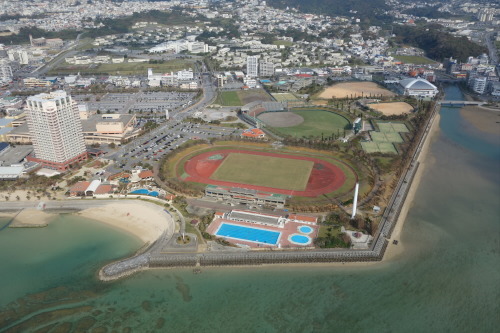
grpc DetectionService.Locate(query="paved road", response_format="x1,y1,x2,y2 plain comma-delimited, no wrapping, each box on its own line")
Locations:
485,31,498,65
0,199,139,211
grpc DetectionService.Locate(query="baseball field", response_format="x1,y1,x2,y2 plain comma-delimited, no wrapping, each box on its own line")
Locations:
258,108,351,138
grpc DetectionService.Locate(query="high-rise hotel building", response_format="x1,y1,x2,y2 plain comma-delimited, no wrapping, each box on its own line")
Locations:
26,90,87,171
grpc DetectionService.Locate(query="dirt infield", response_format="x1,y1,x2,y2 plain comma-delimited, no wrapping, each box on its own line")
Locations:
318,82,396,99
368,102,413,116
182,149,354,197
257,112,305,127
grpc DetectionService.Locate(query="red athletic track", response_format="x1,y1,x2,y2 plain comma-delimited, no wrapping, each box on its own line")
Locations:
183,149,353,197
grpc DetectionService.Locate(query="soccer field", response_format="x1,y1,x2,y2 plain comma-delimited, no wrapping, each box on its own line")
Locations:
210,153,314,191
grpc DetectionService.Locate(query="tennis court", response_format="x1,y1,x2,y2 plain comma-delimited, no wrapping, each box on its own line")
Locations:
371,132,403,143
377,122,409,133
361,142,398,154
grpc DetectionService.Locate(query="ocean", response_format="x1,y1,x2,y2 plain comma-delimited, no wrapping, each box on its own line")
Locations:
0,85,499,332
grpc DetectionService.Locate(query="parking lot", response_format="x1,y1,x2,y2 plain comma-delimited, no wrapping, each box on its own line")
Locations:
73,91,198,114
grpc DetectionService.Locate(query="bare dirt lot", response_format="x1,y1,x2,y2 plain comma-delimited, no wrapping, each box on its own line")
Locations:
318,82,396,99
368,102,413,116
258,112,305,127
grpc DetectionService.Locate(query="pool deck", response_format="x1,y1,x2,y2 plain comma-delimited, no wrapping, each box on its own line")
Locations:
207,218,319,249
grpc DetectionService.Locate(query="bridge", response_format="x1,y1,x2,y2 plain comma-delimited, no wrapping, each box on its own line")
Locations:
438,101,485,107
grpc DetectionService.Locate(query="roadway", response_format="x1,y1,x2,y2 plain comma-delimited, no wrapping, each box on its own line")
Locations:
485,31,499,66
102,70,239,175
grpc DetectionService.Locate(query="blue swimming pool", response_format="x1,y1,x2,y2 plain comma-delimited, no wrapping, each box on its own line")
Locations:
216,223,281,245
148,191,159,197
130,189,148,194
298,226,313,234
289,234,311,245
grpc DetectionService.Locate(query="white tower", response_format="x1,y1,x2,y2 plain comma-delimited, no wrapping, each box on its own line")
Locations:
351,183,359,219
26,90,87,171
165,109,170,119
246,56,259,77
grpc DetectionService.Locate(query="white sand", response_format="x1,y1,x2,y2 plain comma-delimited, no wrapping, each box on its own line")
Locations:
77,201,173,243
318,82,396,99
0,189,65,202
369,102,414,116
9,209,56,227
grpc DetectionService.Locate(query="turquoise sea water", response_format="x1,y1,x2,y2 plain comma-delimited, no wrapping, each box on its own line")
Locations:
0,85,499,332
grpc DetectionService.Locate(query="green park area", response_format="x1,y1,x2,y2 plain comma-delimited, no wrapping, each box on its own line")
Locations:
214,91,242,106
48,59,196,75
265,109,351,139
210,153,314,191
394,55,436,65
214,89,272,106
273,40,293,47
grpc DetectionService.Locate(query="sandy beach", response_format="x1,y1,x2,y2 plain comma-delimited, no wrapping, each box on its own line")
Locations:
77,201,173,243
369,102,414,116
383,111,441,261
318,82,396,99
460,105,500,136
8,209,57,227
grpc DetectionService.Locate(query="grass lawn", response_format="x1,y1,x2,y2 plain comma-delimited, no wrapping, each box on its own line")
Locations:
237,89,273,104
272,93,299,102
215,91,242,106
268,110,350,138
273,40,293,47
394,55,436,65
215,89,272,106
210,153,314,191
48,59,195,75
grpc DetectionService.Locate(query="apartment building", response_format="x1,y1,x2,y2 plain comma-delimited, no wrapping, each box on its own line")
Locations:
25,91,87,171
246,55,259,77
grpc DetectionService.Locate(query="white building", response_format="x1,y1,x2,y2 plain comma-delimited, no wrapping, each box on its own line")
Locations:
246,56,259,77
259,60,274,77
25,91,87,171
399,78,438,98
471,77,487,94
177,69,194,81
217,74,226,88
0,59,13,84
7,49,29,65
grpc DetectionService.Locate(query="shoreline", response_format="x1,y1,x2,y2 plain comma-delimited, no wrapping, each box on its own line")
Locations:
0,209,57,228
76,201,172,243
383,111,441,261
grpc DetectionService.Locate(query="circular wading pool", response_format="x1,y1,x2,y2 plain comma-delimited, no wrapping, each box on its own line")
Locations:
298,225,313,234
289,234,312,245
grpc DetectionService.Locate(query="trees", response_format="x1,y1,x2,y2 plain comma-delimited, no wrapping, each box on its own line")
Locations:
393,24,487,62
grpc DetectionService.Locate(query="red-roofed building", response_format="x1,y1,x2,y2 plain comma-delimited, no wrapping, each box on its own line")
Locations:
69,181,90,196
241,128,265,139
139,170,154,179
94,184,114,195
287,214,318,225
108,172,130,181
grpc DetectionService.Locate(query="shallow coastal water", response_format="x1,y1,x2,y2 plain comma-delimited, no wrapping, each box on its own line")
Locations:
1,85,499,332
